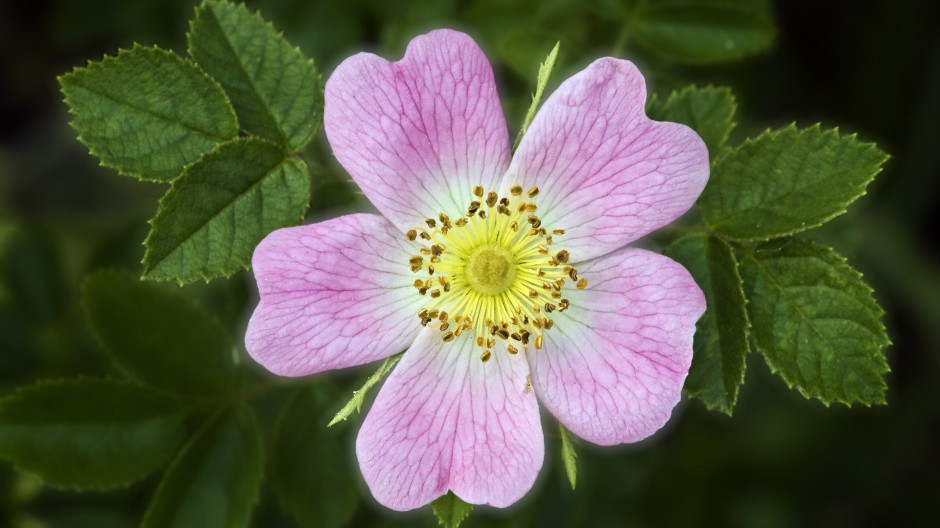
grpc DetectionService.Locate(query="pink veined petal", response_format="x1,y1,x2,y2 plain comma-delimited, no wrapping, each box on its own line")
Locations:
528,247,705,446
245,214,424,377
357,330,543,511
325,29,511,233
505,58,709,262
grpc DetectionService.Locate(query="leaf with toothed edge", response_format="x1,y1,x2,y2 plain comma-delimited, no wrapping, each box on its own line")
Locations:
58,44,238,182
187,0,323,150
512,41,560,153
328,353,403,427
739,238,890,406
142,137,311,284
647,85,737,154
700,124,889,241
431,491,474,528
665,232,748,414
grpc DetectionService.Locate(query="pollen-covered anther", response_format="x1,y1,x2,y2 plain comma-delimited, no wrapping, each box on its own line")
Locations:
404,183,587,361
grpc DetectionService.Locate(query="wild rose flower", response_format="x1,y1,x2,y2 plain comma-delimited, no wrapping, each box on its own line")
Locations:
246,29,708,510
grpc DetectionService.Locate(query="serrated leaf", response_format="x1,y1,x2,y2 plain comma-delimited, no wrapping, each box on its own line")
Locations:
272,385,357,528
558,423,578,490
634,1,776,64
83,271,240,398
431,491,474,528
513,41,560,153
59,45,238,182
142,406,263,528
665,233,748,413
142,137,310,283
647,85,737,154
0,379,185,489
700,124,889,241
188,0,323,150
328,353,402,427
739,239,890,406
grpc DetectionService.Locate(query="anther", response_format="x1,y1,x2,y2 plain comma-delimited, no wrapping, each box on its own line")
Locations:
473,185,484,197
443,332,455,342
553,229,565,235
486,191,498,208
555,250,569,263
507,344,519,355
406,229,417,241
576,277,588,289
535,335,544,349
480,349,491,362
527,186,540,198
430,289,441,298
510,185,523,196
426,218,436,228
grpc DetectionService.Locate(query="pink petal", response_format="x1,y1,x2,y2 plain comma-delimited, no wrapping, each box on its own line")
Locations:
245,214,424,376
324,29,511,233
357,330,543,510
529,247,705,446
505,58,709,262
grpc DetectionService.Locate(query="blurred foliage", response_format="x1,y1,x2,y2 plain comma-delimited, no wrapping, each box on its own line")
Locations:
1,0,939,527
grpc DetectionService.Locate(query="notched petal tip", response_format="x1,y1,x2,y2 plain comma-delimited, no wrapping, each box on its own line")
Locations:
245,214,424,377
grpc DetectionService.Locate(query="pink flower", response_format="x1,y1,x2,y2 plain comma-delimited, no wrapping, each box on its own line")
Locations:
246,30,707,510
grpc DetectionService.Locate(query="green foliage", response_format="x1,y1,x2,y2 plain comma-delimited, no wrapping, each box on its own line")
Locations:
431,491,474,528
665,233,748,413
59,45,238,182
647,85,737,155
272,386,357,528
142,138,310,283
512,41,560,153
328,353,402,427
142,406,264,528
700,124,889,241
633,0,776,64
83,271,240,397
739,239,890,406
558,423,578,490
188,0,324,150
0,228,67,324
0,379,185,489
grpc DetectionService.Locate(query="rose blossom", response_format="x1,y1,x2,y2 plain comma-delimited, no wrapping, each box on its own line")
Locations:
246,29,707,510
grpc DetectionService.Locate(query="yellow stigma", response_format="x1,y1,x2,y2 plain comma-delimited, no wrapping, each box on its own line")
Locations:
406,184,586,362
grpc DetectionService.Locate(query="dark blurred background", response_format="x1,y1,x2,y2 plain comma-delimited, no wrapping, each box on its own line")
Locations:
1,0,939,527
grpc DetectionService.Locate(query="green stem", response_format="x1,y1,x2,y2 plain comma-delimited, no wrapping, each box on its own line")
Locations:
612,0,646,56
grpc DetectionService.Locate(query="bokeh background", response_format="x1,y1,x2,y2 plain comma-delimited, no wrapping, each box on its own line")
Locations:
2,0,939,526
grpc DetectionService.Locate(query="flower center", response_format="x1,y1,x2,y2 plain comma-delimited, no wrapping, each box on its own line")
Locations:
465,245,516,295
405,184,588,362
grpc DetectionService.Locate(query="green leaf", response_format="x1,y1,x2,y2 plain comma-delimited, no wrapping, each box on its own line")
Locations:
512,41,560,153
634,1,776,64
739,239,890,406
558,423,578,490
647,85,737,154
59,45,238,182
328,353,402,427
83,271,240,398
142,137,310,283
431,491,474,528
665,233,748,413
700,124,889,241
142,406,264,528
0,379,185,489
272,385,357,528
188,0,323,150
